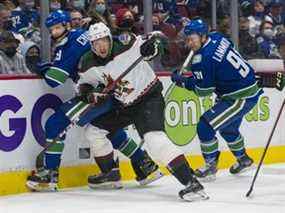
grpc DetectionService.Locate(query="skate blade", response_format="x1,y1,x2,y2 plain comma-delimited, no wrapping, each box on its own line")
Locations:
197,174,216,183
88,181,123,190
139,170,164,186
230,164,255,175
26,181,58,192
181,190,210,202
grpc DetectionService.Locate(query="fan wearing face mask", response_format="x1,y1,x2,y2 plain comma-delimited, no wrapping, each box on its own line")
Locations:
256,20,282,59
0,30,30,74
82,0,116,31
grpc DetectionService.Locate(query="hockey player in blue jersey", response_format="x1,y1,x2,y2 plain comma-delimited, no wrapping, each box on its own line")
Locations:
171,18,264,181
26,10,162,191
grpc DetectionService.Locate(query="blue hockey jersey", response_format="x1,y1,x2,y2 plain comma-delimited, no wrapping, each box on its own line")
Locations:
44,29,90,87
10,8,39,33
188,33,261,100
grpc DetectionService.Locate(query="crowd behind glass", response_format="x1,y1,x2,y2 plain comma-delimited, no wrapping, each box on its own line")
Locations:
0,0,284,74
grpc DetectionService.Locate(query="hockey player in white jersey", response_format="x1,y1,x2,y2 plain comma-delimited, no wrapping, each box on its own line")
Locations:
77,22,208,202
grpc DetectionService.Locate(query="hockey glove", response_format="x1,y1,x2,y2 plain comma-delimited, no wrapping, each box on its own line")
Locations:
276,72,285,91
77,83,95,102
171,70,186,87
87,92,108,106
171,70,196,90
140,37,161,61
35,61,52,77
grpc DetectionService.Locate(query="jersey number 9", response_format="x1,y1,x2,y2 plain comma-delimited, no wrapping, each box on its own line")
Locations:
226,50,250,78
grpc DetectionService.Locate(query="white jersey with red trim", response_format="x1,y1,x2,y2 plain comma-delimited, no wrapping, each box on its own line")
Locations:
78,35,157,106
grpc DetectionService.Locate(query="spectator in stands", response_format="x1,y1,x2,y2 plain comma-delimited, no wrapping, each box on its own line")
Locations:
152,13,177,39
275,33,285,60
265,0,285,27
115,7,142,34
0,3,12,33
239,17,261,59
70,9,83,29
256,20,282,58
248,0,266,36
0,0,15,10
19,40,40,73
217,16,231,38
50,0,61,11
0,31,30,74
85,0,116,30
72,0,86,11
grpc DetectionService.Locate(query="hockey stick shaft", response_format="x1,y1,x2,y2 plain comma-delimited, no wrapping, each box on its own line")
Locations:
164,50,194,101
103,55,144,94
246,98,285,197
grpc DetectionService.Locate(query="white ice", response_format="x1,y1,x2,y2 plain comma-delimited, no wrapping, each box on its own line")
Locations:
1,163,285,213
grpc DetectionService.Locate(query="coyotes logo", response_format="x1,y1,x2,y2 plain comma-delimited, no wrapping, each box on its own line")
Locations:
103,73,134,98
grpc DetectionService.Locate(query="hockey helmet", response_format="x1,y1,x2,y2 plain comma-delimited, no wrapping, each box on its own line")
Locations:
88,22,112,42
184,18,209,37
45,10,71,28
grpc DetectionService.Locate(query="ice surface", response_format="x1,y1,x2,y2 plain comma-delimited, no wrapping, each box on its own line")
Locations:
1,164,285,213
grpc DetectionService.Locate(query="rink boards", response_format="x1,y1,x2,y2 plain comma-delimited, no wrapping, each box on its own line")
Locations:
0,73,285,196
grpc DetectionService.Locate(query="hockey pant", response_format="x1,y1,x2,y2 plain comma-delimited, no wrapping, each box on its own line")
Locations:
197,90,263,164
43,96,145,170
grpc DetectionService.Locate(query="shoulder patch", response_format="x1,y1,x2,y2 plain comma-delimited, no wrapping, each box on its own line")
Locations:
118,33,132,45
192,54,202,64
256,37,264,44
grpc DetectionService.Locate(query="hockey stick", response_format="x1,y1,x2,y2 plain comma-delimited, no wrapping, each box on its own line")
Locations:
164,50,194,102
35,56,144,169
246,98,285,197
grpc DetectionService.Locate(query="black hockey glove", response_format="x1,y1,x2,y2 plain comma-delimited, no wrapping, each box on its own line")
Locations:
276,72,285,91
140,37,161,61
78,83,108,105
256,72,285,91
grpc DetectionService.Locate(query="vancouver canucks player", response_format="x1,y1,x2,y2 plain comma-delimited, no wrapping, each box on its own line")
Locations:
77,22,208,202
26,10,162,192
171,18,264,181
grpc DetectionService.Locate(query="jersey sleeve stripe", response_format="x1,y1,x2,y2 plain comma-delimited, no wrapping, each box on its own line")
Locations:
221,82,259,100
50,66,70,76
45,68,69,85
194,86,215,96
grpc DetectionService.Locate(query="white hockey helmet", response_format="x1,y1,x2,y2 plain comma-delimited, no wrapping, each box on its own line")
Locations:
88,22,112,42
88,22,113,56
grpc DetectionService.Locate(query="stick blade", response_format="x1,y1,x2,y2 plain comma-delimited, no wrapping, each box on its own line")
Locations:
246,187,253,197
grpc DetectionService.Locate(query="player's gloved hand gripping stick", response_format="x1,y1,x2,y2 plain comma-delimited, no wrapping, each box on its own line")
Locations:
165,50,194,102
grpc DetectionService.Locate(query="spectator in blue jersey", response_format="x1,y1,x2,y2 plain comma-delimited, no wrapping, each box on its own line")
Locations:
9,0,39,35
171,18,264,181
256,20,282,58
